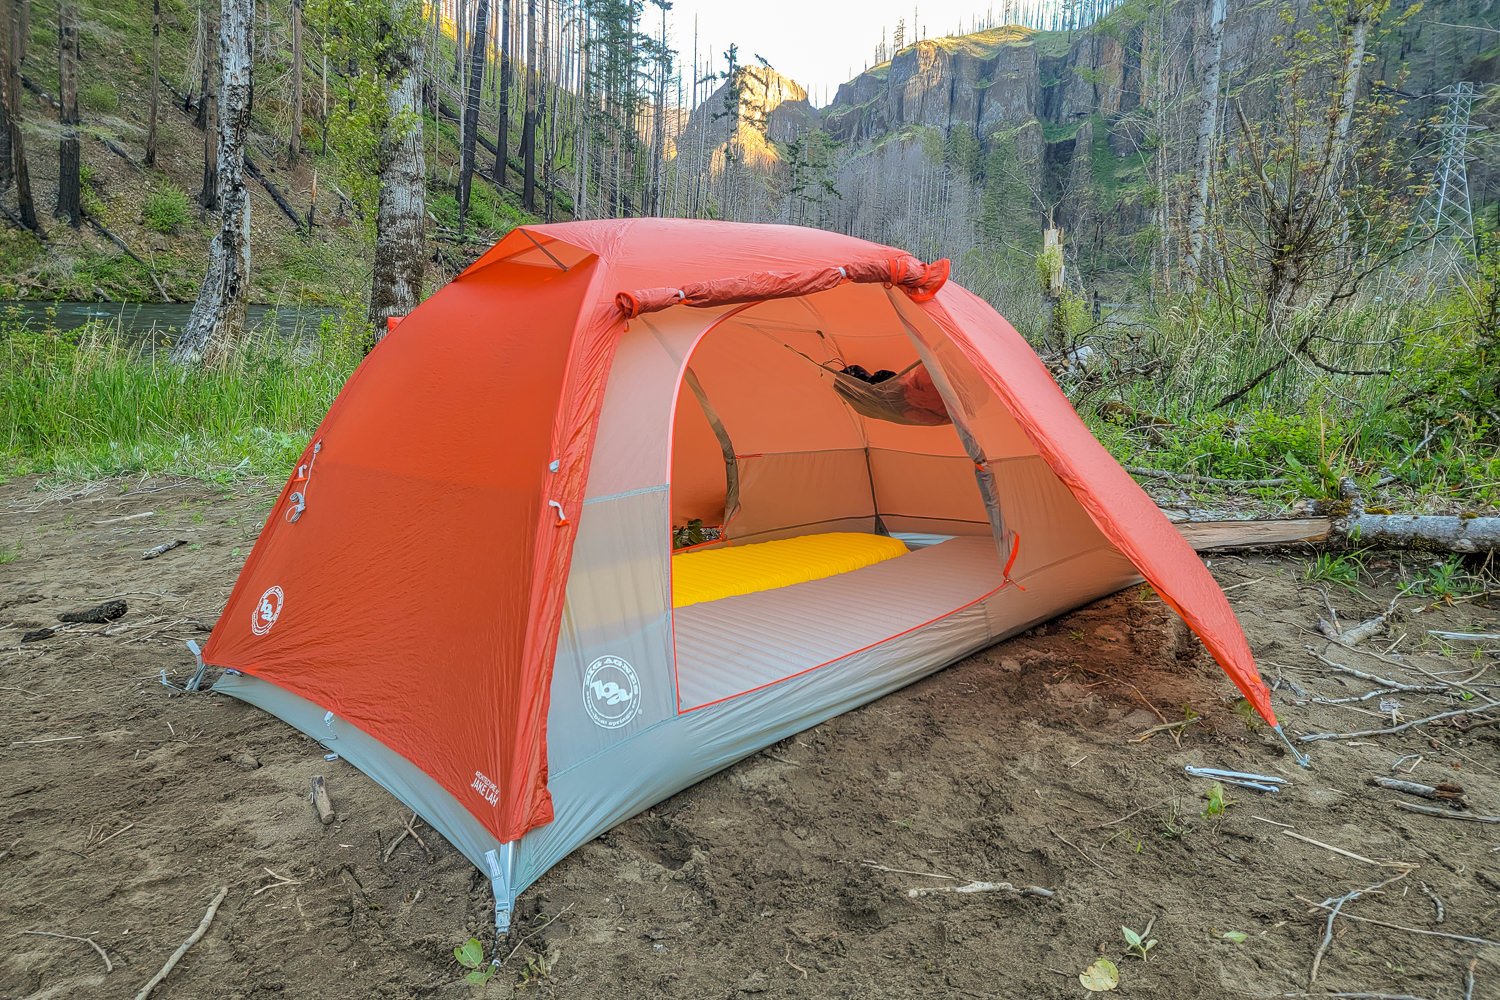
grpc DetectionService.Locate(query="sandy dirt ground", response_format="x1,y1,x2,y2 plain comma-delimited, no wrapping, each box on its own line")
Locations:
1,475,1497,1000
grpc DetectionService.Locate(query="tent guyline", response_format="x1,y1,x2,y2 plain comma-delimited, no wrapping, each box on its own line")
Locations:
196,219,1289,935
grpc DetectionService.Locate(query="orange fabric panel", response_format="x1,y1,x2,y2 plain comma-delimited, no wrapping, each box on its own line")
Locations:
204,256,601,843
909,289,1277,726
671,385,728,526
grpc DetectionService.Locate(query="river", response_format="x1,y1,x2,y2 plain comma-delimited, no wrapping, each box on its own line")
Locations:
0,300,340,343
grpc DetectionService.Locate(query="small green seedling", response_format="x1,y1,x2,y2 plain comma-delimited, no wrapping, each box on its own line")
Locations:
453,937,495,986
1121,921,1158,961
1219,930,1248,944
1201,781,1228,819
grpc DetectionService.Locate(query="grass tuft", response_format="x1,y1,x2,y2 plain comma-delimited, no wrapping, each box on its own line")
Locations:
0,307,365,483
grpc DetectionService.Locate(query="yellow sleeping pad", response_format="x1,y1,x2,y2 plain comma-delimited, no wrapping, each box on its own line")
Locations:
672,532,910,609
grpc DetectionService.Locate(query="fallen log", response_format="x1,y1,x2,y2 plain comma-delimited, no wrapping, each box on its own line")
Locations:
1174,514,1499,554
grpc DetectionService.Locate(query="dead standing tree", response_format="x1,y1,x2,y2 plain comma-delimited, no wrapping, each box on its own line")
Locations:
1,0,37,230
1211,0,1419,408
457,0,489,229
172,0,254,365
55,0,80,227
368,0,426,339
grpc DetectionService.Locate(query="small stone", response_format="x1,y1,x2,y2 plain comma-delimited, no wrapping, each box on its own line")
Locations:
999,656,1022,673
230,750,260,770
1093,624,1127,643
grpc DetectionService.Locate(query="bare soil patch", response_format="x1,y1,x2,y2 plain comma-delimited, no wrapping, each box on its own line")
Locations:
2,476,1497,999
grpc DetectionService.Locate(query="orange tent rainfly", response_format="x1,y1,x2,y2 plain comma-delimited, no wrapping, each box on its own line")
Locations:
200,219,1296,931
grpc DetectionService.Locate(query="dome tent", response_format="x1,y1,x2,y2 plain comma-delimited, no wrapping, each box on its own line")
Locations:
202,219,1285,931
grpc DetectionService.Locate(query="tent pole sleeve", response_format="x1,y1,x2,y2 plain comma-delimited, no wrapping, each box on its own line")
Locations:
885,290,1013,568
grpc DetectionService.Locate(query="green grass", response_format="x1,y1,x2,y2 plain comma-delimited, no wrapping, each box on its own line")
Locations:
0,308,364,482
1066,271,1500,511
143,186,192,235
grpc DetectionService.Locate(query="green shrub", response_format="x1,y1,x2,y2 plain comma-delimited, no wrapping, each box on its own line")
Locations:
81,82,118,113
143,187,191,235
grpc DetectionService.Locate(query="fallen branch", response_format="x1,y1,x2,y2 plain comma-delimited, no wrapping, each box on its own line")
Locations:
1299,705,1499,743
133,886,228,1000
1310,872,1409,984
243,158,307,230
1301,897,1498,947
1281,829,1413,869
142,540,187,560
310,775,334,825
907,880,1054,899
58,599,127,624
1429,630,1500,643
1128,466,1291,487
1370,777,1466,808
20,929,113,973
1394,802,1500,824
84,214,169,301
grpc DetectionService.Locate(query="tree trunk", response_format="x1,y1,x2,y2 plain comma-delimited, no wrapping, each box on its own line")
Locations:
457,0,488,228
521,0,536,210
1184,0,1225,275
173,0,254,365
198,1,219,210
1319,2,1371,197
492,0,508,184
55,0,80,227
288,0,301,161
1,0,35,230
145,0,160,165
368,7,425,338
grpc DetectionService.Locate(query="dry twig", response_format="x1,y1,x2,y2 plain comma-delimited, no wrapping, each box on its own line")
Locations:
1395,802,1500,824
20,929,113,972
1281,830,1413,869
134,886,229,1000
1309,872,1408,984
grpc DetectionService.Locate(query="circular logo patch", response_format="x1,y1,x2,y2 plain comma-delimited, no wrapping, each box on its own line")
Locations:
582,655,641,729
251,585,284,636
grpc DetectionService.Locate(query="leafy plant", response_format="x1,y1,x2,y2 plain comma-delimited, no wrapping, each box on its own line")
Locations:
143,187,192,235
1121,919,1158,961
81,82,118,112
453,937,495,986
1219,930,1249,943
1305,550,1361,587
0,544,18,564
1201,781,1228,819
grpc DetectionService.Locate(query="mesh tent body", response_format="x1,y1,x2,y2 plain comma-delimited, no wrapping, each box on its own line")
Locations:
205,219,1276,927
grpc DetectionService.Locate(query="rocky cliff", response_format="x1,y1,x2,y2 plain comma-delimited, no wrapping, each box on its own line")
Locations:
674,0,1493,278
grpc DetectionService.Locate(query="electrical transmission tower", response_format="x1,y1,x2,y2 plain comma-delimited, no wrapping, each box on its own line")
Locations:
1410,82,1479,285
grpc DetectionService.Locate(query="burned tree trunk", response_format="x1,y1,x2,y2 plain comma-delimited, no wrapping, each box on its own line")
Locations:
172,0,253,365
367,3,425,339
146,0,161,165
288,0,301,161
492,0,509,185
457,0,488,229
521,0,536,210
198,0,218,209
54,0,80,227
1,0,36,230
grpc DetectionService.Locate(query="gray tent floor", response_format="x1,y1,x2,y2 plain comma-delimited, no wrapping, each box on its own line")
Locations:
672,536,1003,709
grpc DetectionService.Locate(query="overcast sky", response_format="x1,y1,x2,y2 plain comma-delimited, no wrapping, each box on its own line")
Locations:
663,1,1012,108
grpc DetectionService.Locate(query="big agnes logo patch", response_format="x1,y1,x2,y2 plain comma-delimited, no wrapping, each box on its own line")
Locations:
251,586,284,636
582,655,641,729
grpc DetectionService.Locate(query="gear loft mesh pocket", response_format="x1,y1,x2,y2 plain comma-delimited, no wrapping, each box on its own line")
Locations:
829,361,952,426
